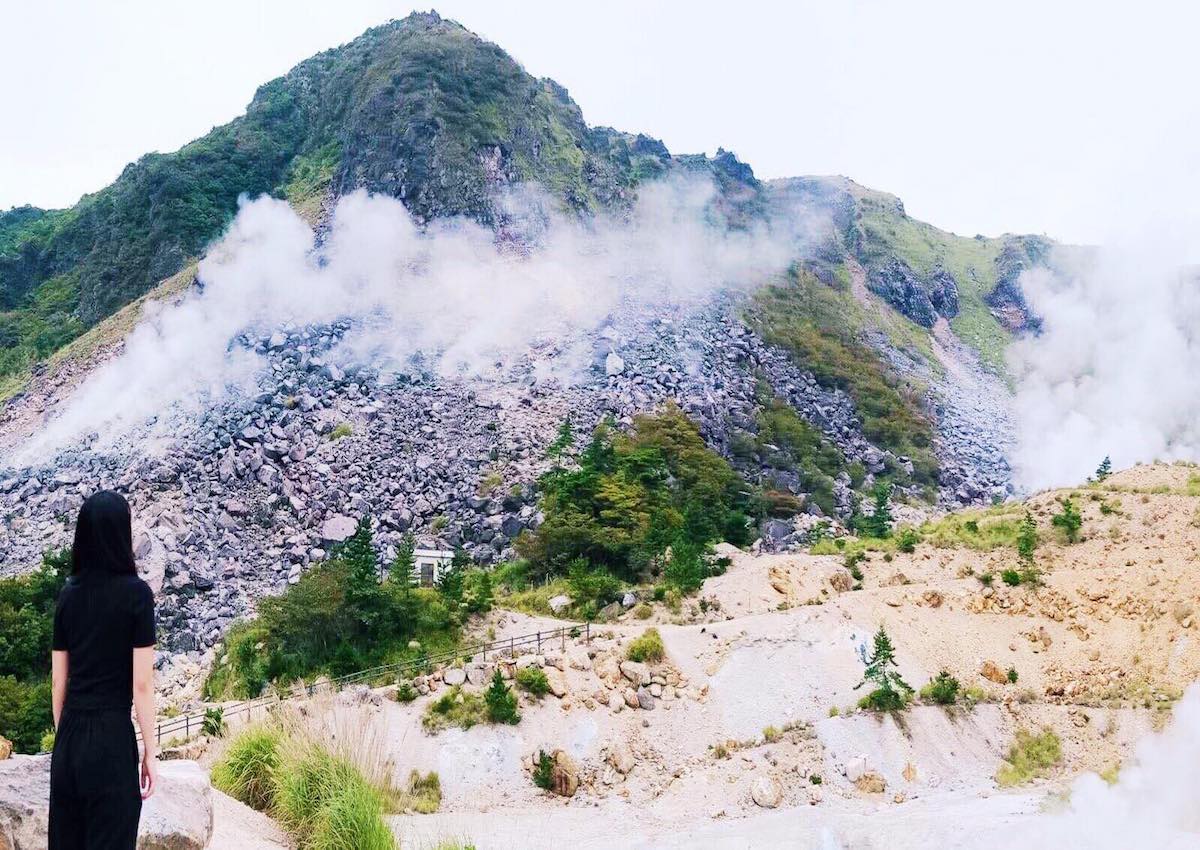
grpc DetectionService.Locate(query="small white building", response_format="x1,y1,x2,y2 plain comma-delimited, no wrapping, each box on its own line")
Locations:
412,547,455,587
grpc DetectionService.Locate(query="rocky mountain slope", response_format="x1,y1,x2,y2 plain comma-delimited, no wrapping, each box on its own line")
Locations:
0,11,1039,662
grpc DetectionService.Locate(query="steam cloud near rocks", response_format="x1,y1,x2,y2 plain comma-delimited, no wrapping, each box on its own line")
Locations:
21,177,802,462
1010,232,1200,491
995,682,1200,849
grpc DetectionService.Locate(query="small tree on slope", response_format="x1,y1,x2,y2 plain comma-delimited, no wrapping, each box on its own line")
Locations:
855,626,912,711
1095,456,1112,481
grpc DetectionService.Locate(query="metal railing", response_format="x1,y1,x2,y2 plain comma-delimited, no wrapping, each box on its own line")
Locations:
145,622,590,747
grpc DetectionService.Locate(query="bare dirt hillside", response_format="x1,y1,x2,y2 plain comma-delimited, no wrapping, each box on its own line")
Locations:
199,463,1198,848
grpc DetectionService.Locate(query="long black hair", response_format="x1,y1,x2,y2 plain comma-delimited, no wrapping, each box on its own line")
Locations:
71,490,136,576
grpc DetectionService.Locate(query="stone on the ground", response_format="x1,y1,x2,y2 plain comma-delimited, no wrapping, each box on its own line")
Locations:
443,667,467,686
465,661,492,686
620,660,650,686
550,750,579,797
607,740,635,775
980,660,1008,685
0,756,212,850
320,514,357,544
636,686,656,710
750,774,782,808
544,667,568,698
548,595,573,615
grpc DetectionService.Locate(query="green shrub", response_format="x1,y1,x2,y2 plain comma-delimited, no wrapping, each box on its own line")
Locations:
1001,569,1021,587
394,681,418,703
762,725,781,743
809,773,822,785
532,750,555,790
517,405,753,581
1052,498,1082,542
484,670,520,725
1007,667,1019,684
205,519,457,699
996,729,1062,787
626,628,665,663
328,423,353,441
39,729,55,752
896,527,919,554
515,666,550,697
211,726,283,811
402,770,441,814
422,687,487,732
633,602,653,619
565,559,622,609
202,707,226,738
919,671,960,705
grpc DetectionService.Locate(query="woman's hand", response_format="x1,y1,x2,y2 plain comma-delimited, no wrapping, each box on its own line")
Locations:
140,751,158,800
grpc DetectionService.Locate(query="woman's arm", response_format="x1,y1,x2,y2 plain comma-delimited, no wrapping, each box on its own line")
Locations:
51,650,68,729
133,646,158,798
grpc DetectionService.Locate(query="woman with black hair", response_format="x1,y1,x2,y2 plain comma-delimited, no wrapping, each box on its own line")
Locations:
49,490,158,850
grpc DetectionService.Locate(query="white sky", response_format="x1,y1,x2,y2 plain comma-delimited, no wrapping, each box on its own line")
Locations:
2,0,1197,244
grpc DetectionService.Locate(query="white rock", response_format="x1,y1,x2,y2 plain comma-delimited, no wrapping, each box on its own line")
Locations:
548,595,573,615
605,351,625,376
443,667,467,686
751,774,783,808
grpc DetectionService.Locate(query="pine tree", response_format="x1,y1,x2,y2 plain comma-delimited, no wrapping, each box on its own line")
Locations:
1095,456,1112,481
340,517,382,634
546,419,575,459
439,547,469,606
855,626,912,711
390,532,416,591
855,483,893,539
1052,497,1082,543
1017,511,1038,567
485,669,520,724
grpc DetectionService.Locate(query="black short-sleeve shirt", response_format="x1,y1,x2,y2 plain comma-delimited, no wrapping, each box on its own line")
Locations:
52,573,156,712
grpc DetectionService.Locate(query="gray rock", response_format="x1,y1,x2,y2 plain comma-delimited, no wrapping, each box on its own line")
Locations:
320,514,358,544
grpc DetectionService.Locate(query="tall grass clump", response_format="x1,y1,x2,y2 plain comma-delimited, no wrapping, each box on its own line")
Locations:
211,725,283,811
211,706,399,850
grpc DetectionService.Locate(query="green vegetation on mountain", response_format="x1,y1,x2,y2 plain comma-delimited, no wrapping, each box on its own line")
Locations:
205,519,458,699
0,12,684,386
749,267,938,485
0,550,69,753
516,406,752,587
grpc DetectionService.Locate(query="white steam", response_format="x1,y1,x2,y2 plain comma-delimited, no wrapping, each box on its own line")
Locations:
20,177,802,462
1010,232,1200,490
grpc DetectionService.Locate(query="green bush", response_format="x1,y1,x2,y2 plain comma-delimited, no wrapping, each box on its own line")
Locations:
565,559,622,609
394,681,418,703
0,550,68,753
202,707,226,738
39,729,55,752
206,519,457,699
919,671,960,705
626,628,665,663
854,626,912,712
272,743,395,850
532,750,555,790
1052,498,1082,542
996,729,1062,787
211,726,283,811
484,670,520,724
896,527,919,554
1001,569,1022,587
515,667,550,697
422,687,487,732
517,406,753,582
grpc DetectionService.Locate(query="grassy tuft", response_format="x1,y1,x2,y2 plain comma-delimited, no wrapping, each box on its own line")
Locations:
626,628,665,663
996,728,1062,787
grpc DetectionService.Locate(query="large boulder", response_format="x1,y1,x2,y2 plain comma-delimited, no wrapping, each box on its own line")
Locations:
320,514,358,544
0,756,212,850
549,750,579,797
750,774,782,808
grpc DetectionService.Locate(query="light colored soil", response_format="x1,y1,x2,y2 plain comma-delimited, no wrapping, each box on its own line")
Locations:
206,463,1200,849
208,789,292,849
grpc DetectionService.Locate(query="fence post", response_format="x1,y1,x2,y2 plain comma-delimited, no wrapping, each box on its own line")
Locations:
536,631,541,654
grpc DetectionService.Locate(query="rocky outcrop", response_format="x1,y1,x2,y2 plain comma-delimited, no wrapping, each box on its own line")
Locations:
0,757,212,850
986,236,1051,333
868,259,960,328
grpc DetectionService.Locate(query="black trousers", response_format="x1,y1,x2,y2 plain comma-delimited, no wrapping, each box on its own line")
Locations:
48,709,142,850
